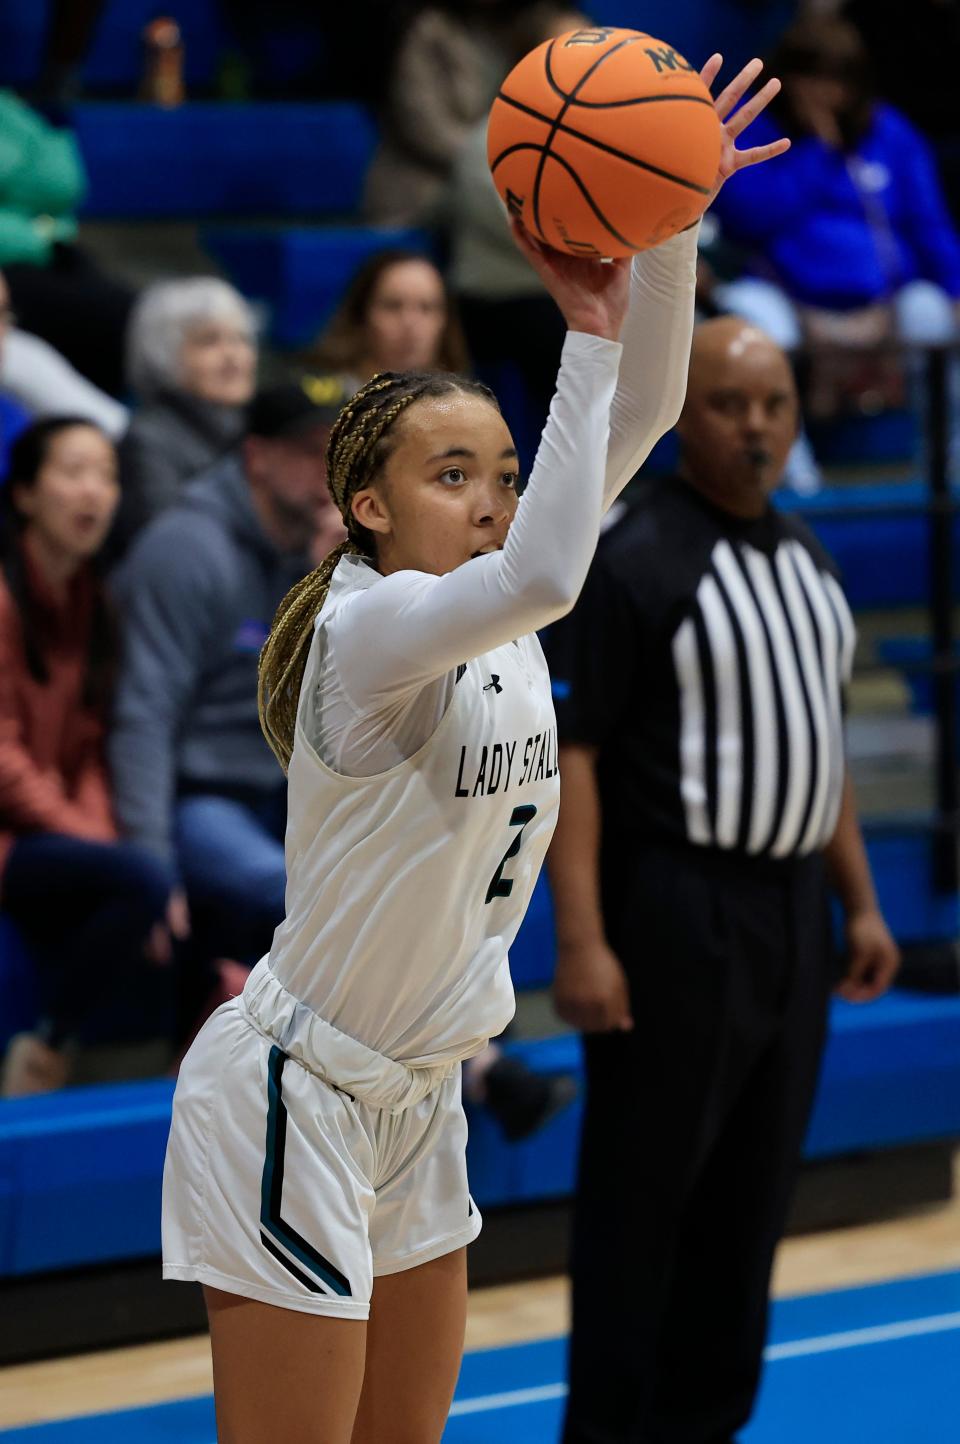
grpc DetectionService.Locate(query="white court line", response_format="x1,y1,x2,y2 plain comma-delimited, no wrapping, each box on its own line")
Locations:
449,1383,569,1417
765,1310,960,1360
445,1311,960,1418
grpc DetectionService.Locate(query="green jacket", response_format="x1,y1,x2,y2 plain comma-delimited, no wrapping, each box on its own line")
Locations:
0,90,85,267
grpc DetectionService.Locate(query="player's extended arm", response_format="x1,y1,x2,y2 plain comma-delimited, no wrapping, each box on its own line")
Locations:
547,743,633,1033
330,323,625,699
603,228,698,506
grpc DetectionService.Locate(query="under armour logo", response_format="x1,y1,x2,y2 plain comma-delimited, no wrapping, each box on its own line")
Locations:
483,675,503,694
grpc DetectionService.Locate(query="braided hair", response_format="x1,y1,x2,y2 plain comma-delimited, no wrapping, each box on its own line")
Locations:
258,369,499,771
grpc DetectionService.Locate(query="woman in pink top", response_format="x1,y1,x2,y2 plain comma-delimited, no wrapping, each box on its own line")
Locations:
0,417,171,1096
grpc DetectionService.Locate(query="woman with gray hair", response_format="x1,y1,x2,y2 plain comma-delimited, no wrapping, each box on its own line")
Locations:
113,277,257,555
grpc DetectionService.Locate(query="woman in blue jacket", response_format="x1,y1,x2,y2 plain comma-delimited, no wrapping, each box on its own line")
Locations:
711,15,960,484
714,15,960,335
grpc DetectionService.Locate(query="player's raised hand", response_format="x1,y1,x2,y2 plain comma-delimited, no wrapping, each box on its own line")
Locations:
510,217,632,343
699,54,791,204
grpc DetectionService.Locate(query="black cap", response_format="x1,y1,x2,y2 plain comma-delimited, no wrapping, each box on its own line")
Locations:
246,376,348,440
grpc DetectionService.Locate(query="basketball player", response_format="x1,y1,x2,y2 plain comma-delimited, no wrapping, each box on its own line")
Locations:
162,55,788,1444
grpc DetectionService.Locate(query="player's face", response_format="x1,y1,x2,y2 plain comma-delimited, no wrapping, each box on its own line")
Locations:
678,341,798,514
14,425,120,563
355,393,519,576
363,261,448,375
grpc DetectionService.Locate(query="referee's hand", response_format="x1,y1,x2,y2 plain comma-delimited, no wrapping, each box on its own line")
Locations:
836,907,901,1004
553,940,634,1034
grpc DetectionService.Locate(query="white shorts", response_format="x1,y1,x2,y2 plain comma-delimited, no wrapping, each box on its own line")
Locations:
162,960,482,1319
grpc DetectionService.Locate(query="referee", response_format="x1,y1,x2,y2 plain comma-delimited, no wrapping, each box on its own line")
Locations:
545,317,900,1444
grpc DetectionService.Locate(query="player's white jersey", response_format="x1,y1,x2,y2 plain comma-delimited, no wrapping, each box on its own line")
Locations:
265,555,561,1067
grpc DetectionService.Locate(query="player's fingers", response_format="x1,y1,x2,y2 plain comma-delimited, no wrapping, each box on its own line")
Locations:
712,56,763,122
734,137,791,170
725,77,781,139
699,52,723,91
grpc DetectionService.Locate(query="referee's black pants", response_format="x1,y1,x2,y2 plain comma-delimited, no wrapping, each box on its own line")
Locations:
563,842,836,1444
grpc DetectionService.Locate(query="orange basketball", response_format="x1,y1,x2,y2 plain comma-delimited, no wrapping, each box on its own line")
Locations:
487,26,722,257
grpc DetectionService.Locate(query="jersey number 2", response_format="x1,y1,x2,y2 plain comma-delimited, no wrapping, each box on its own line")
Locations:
486,804,537,904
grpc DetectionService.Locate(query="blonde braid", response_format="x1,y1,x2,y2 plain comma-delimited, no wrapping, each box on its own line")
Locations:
258,373,427,771
258,540,359,772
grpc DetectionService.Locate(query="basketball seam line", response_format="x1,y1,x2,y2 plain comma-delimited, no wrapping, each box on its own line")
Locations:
532,86,713,111
543,32,646,106
498,87,715,114
532,35,641,239
492,142,638,251
495,89,713,195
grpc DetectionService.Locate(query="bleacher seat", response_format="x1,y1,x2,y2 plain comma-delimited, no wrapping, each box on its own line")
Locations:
508,875,556,992
0,1079,173,1274
202,224,432,348
776,482,960,611
877,636,952,721
72,102,377,219
862,825,960,944
469,988,960,1206
2,986,959,1271
809,409,919,468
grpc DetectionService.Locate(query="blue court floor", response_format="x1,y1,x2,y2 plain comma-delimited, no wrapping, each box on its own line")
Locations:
3,1269,958,1442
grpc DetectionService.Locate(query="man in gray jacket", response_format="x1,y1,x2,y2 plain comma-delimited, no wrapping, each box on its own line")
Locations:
110,383,344,974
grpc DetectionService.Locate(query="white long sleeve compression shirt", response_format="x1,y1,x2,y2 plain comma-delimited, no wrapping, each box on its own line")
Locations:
306,226,699,776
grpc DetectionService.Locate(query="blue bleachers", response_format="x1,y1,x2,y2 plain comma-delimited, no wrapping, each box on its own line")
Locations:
876,636,952,722
1,986,959,1273
0,0,224,91
775,482,960,611
72,103,377,219
470,990,960,1208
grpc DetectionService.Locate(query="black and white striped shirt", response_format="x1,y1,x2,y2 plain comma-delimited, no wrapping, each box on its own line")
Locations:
546,478,855,862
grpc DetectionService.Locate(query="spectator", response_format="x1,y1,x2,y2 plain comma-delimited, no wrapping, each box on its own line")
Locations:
0,418,171,1097
843,0,960,223
111,278,257,558
711,17,960,353
34,0,108,106
307,250,468,396
1,268,127,442
109,384,344,996
545,317,899,1444
363,1,545,226
0,273,31,477
0,90,135,396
